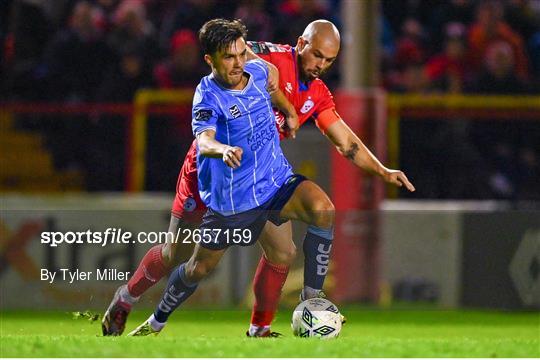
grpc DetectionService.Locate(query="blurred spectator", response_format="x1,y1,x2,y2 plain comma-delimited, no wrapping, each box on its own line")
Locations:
153,29,204,89
530,32,540,81
274,0,332,44
466,38,531,200
158,0,233,53
468,0,530,82
43,0,113,101
390,63,431,93
470,40,529,93
380,15,396,62
505,0,540,41
107,0,159,66
516,146,540,200
86,47,152,191
41,1,114,180
425,23,468,93
2,0,51,100
235,0,273,41
394,18,428,68
98,46,152,102
382,0,437,38
148,29,204,191
93,0,120,33
427,0,475,51
2,0,538,196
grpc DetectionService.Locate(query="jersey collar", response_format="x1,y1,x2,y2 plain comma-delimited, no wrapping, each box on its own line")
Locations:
209,71,253,94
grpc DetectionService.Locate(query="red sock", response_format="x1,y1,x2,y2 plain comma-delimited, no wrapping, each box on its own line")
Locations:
250,256,289,327
127,244,170,297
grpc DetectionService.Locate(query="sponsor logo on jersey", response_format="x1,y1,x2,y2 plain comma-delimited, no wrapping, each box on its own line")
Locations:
300,98,315,114
247,122,275,152
195,109,212,121
274,110,286,129
285,82,293,94
248,96,260,108
229,104,242,118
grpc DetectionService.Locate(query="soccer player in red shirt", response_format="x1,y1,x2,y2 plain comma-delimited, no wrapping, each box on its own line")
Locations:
103,20,415,337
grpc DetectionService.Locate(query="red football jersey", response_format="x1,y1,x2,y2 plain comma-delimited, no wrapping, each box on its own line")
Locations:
248,41,341,138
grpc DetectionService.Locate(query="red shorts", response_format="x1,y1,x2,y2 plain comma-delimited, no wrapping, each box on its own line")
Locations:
171,140,207,224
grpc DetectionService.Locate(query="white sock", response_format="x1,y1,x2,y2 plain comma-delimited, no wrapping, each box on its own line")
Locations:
119,284,140,305
302,286,321,300
148,314,166,331
248,324,270,336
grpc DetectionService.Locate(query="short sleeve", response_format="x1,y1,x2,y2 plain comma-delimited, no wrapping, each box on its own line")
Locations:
313,81,341,133
247,41,273,57
192,86,219,137
314,81,336,114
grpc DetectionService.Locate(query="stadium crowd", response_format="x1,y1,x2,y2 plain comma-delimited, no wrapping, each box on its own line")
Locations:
1,0,539,199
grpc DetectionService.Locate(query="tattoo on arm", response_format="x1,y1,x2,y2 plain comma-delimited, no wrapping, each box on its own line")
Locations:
344,142,359,161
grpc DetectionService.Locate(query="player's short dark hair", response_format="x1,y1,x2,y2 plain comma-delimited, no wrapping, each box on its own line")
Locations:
199,19,248,56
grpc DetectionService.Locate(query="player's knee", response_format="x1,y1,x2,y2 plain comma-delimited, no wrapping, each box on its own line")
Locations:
161,242,176,268
268,245,297,265
185,259,214,282
310,198,335,228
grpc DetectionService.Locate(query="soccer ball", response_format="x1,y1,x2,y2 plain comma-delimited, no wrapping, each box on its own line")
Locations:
291,298,342,338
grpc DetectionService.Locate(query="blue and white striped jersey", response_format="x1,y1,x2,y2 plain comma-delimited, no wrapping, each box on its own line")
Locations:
192,60,293,215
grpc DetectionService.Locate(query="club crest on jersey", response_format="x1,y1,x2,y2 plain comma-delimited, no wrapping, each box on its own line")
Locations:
300,98,314,114
229,104,242,118
183,197,197,212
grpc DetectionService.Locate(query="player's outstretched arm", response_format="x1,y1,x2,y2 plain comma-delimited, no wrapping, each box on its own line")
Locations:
325,120,415,192
270,89,299,139
197,130,243,169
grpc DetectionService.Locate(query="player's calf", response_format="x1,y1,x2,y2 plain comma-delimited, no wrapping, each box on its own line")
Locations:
152,263,199,325
280,180,336,303
127,245,224,335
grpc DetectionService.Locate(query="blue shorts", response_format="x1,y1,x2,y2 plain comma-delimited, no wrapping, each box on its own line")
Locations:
199,174,307,250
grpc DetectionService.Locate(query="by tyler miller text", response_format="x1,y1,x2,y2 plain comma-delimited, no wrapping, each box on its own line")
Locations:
40,268,131,284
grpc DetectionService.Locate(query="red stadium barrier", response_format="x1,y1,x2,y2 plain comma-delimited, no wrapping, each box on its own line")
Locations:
332,89,387,303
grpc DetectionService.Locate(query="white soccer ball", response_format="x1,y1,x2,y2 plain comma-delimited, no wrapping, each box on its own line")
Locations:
291,298,342,338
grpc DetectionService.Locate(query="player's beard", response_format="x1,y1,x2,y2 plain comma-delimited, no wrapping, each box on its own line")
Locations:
228,70,245,87
309,69,321,79
298,56,322,82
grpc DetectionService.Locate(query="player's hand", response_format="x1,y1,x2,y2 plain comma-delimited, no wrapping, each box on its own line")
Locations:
285,111,299,139
223,146,243,169
383,169,415,192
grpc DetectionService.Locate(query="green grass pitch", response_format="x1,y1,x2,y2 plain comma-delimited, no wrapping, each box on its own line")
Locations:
1,308,538,357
